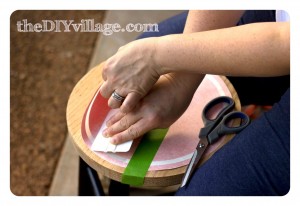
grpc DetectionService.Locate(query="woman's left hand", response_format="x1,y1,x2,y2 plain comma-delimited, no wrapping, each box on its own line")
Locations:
100,37,161,113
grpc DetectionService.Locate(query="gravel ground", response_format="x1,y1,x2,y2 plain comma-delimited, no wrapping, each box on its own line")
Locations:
10,10,105,196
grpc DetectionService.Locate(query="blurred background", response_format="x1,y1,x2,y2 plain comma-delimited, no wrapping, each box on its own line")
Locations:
10,10,182,196
10,10,106,195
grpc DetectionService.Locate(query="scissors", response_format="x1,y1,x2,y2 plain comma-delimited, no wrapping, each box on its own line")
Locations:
180,96,250,187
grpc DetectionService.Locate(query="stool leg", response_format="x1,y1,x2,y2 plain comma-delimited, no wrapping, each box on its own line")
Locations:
108,179,130,196
78,158,105,196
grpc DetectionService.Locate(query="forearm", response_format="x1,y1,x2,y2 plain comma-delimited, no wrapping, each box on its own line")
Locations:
184,10,244,33
156,22,290,77
168,10,245,91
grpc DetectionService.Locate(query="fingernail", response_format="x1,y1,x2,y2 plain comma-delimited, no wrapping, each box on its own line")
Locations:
109,138,117,145
102,129,108,137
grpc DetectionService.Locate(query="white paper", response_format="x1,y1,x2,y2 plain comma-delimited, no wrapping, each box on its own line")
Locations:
91,109,133,153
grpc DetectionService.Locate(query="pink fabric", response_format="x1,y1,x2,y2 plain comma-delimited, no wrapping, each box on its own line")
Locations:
81,75,232,170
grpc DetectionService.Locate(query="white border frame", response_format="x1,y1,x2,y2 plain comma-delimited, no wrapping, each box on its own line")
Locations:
2,1,299,206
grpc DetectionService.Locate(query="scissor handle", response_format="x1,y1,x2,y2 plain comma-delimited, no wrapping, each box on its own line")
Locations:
207,111,250,144
200,96,235,137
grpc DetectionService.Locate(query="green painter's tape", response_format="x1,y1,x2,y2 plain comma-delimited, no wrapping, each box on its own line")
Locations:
121,128,168,186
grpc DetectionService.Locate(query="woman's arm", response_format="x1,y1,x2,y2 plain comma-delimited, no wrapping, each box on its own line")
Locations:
184,10,245,32
164,10,246,102
103,11,248,143
101,11,246,113
155,22,290,77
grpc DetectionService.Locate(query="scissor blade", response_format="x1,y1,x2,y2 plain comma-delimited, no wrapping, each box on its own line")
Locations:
180,137,208,187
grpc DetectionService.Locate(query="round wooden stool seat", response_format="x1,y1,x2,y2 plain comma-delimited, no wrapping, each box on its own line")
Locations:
66,63,240,187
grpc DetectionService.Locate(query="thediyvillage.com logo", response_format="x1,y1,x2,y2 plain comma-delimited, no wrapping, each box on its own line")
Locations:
16,19,159,36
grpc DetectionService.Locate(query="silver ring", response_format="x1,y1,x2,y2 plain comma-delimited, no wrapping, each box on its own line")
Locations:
112,91,125,102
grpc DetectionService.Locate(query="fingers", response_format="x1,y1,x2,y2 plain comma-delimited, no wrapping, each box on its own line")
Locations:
102,60,109,81
108,90,126,109
101,82,142,112
100,81,112,98
106,111,126,127
100,81,128,109
103,111,140,137
120,92,142,113
109,118,154,145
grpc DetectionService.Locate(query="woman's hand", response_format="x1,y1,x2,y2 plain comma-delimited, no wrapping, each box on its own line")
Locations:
102,73,203,144
100,37,162,113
